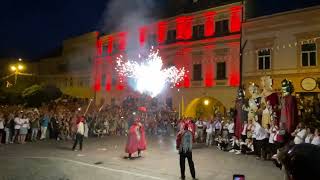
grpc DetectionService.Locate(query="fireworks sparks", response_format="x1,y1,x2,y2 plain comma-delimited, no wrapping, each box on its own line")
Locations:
116,49,185,97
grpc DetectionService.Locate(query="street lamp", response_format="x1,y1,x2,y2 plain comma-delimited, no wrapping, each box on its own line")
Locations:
203,99,210,106
10,63,25,85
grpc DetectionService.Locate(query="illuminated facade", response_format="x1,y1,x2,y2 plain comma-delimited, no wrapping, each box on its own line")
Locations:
242,6,320,98
93,2,242,112
33,1,243,116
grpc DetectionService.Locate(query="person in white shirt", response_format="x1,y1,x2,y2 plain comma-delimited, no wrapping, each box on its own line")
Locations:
227,121,235,140
19,115,29,144
268,122,277,157
292,123,307,145
195,119,204,142
254,121,268,160
214,117,222,139
205,120,213,146
304,127,314,144
311,128,320,146
72,116,85,151
0,113,4,144
241,120,248,142
11,113,22,143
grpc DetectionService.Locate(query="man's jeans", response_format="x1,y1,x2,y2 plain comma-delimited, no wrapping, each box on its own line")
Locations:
179,151,196,179
40,126,47,140
31,128,39,141
206,132,213,146
4,128,11,144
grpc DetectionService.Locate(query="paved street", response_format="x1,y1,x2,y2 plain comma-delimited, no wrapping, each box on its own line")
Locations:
0,136,283,180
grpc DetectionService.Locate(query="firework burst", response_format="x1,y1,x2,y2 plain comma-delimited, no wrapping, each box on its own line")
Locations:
115,49,185,97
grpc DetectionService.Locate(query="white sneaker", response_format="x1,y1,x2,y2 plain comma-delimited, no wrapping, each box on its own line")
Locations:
229,149,235,153
235,150,241,155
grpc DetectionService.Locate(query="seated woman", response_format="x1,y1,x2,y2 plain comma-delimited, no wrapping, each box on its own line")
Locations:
304,127,314,144
228,136,241,153
311,128,320,146
237,138,254,155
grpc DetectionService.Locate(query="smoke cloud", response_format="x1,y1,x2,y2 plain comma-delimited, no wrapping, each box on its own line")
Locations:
100,0,165,51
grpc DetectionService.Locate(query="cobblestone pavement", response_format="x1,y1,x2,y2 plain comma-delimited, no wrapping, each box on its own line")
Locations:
0,136,284,180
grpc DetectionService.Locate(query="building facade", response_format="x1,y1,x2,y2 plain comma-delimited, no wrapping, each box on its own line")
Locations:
242,6,320,100
93,1,243,116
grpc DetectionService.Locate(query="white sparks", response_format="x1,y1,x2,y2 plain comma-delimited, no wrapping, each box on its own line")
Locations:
116,50,185,97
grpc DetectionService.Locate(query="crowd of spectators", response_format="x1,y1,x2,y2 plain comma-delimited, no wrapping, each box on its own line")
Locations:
0,96,178,145
188,113,320,161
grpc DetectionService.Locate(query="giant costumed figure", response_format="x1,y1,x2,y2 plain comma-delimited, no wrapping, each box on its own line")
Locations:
260,76,280,128
125,118,147,159
243,83,261,122
280,79,298,134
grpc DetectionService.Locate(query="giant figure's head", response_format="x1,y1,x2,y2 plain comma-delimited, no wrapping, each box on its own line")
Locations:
281,79,294,96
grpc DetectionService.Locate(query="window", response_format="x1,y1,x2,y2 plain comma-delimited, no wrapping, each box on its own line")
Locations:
166,30,176,43
193,64,202,81
216,62,226,80
257,49,271,70
102,45,108,56
301,43,317,67
101,74,106,87
166,97,173,109
215,20,229,35
192,25,205,39
112,76,117,86
148,34,157,47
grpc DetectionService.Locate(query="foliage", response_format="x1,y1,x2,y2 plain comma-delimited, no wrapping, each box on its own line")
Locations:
22,84,62,107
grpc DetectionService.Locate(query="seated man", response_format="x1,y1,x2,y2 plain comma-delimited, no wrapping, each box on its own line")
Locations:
238,138,254,155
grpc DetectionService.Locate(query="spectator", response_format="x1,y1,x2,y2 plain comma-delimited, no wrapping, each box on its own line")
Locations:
12,113,22,143
279,143,320,180
254,121,268,160
267,121,277,158
227,120,235,140
19,114,29,144
240,120,248,142
205,120,213,146
40,114,50,140
4,113,14,144
195,119,204,143
304,127,314,143
311,128,320,146
31,114,40,141
291,122,306,145
238,138,254,155
0,112,4,144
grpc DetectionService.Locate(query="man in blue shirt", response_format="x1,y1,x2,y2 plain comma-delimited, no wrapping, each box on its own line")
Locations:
40,114,50,140
176,124,197,180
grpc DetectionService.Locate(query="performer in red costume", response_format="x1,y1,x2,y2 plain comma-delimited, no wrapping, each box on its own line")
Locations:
280,79,298,135
125,118,147,159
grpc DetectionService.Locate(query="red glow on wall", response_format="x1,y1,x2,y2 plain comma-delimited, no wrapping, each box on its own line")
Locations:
96,39,103,56
118,32,127,51
176,17,185,40
94,59,102,91
157,21,167,43
105,58,112,91
139,26,147,47
205,69,214,87
229,72,240,86
230,6,242,33
108,36,113,54
176,16,193,40
204,12,216,37
184,17,193,40
183,75,190,88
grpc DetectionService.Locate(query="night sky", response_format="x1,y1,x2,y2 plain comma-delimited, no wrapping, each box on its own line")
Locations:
1,0,319,60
